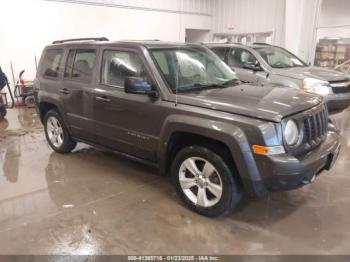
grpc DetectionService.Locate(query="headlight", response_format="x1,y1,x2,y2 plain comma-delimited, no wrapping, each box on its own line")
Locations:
284,120,299,145
303,78,331,96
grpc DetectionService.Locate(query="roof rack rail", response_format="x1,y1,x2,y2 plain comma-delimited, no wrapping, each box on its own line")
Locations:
52,37,109,44
121,39,161,42
201,42,241,45
252,42,270,45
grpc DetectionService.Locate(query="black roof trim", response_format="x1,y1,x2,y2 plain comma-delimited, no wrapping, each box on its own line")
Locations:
252,42,271,46
52,37,109,44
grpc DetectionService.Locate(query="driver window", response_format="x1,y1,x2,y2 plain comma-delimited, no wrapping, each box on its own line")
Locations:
228,48,257,68
101,50,147,88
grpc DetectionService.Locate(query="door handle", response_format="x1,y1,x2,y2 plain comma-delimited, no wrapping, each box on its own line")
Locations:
59,88,70,94
96,96,111,103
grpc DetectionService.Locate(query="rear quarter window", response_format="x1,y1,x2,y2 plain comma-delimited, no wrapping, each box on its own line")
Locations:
41,49,63,78
64,49,96,83
211,47,228,61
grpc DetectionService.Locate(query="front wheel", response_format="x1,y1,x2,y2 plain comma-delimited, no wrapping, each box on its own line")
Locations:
44,109,76,153
171,146,242,217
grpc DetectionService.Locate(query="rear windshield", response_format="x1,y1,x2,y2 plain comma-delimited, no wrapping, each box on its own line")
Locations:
41,49,63,78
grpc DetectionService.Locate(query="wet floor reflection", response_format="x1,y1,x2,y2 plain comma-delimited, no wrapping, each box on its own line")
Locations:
0,108,349,254
0,107,41,132
0,135,20,183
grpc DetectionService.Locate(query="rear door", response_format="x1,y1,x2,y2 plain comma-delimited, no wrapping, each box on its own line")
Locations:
60,48,98,142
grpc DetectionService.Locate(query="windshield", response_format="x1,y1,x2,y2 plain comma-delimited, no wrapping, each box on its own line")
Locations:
150,47,239,93
254,46,307,68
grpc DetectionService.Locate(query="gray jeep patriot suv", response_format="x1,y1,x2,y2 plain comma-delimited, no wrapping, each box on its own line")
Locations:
207,43,350,111
35,38,340,217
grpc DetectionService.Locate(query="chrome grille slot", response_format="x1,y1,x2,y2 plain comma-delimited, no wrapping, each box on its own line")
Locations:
303,106,328,146
304,118,311,143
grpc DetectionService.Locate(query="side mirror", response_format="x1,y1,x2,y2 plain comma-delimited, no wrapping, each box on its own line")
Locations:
243,62,262,71
124,77,157,97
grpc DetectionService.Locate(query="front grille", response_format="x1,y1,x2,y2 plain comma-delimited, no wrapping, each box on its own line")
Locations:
303,107,328,145
284,103,328,156
330,80,350,94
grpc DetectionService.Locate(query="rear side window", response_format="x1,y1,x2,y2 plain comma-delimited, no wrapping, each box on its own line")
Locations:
101,50,147,88
64,49,96,82
42,49,63,78
228,47,257,67
211,47,228,61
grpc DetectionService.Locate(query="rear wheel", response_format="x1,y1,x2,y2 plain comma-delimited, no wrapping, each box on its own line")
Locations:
0,107,6,119
44,109,76,153
24,96,35,106
171,146,242,217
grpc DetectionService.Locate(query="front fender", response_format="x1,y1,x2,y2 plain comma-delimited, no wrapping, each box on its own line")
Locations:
269,75,302,89
158,114,268,197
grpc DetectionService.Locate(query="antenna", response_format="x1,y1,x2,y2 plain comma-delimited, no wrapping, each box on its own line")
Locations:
175,47,179,107
35,56,38,71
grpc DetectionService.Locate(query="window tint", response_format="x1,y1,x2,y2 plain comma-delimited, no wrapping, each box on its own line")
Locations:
42,49,63,78
101,50,147,87
228,48,258,67
211,47,228,61
151,48,238,92
71,50,96,82
64,50,75,78
153,52,169,75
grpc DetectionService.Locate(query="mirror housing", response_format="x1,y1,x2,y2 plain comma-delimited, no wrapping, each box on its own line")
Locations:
243,62,262,71
124,77,157,97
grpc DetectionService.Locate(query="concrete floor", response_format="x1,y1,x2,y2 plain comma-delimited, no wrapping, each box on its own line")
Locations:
0,107,349,255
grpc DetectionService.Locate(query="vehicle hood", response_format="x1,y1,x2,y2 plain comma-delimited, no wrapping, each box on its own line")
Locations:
272,66,349,82
176,84,323,122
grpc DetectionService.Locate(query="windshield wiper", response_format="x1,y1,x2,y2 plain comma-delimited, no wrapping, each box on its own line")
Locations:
176,83,224,93
177,79,240,93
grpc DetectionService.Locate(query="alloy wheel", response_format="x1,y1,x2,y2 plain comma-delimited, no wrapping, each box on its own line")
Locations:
47,116,64,148
179,157,223,207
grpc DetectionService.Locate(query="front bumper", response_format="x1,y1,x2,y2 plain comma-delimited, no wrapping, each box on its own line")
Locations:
255,129,340,192
325,92,350,110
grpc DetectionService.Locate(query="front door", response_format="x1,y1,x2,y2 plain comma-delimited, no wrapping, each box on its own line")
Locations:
227,47,261,84
92,48,164,162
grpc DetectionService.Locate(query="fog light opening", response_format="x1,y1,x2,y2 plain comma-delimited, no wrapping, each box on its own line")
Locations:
301,175,316,185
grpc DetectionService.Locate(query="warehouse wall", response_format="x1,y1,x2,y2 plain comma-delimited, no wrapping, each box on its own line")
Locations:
212,0,322,63
0,0,213,82
285,0,320,63
212,0,286,46
319,0,350,27
317,0,350,40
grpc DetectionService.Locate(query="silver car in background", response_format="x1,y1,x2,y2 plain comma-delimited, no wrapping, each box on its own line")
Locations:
207,43,350,111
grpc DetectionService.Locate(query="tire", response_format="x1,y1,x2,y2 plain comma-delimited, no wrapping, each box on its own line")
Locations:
24,96,35,106
0,107,6,119
171,146,242,217
44,109,76,153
